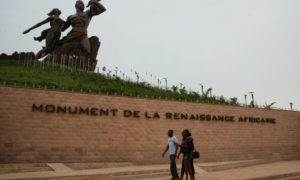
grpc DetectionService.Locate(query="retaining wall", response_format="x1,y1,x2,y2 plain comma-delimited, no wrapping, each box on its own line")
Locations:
0,86,299,164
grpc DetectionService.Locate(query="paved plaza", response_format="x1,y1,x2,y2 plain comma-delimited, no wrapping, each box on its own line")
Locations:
0,160,300,180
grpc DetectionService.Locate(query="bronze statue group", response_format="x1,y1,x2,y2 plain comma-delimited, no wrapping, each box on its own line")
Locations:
23,0,106,62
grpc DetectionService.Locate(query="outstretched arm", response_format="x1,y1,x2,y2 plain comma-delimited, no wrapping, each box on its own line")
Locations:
23,17,51,34
61,16,71,32
177,149,182,159
87,0,106,18
175,142,182,147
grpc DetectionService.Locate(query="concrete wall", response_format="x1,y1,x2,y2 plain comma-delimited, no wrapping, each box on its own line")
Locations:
0,86,299,164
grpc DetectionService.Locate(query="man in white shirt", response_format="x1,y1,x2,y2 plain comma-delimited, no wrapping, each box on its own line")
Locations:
162,129,179,180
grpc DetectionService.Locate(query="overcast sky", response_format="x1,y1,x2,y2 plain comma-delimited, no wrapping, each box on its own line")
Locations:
1,0,299,110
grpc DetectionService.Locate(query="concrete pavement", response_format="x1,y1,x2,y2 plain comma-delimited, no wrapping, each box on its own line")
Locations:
0,160,300,180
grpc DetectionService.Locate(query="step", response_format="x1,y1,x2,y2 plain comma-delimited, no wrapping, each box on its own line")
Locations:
114,171,170,180
112,168,170,176
249,172,300,180
0,164,52,174
279,176,300,180
199,159,272,172
0,163,49,168
13,174,115,180
111,166,174,180
141,176,171,180
65,162,136,170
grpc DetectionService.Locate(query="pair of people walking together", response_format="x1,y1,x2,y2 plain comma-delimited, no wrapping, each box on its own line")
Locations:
162,129,196,180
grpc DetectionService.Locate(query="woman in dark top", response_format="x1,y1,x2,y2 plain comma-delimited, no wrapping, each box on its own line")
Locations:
177,129,195,180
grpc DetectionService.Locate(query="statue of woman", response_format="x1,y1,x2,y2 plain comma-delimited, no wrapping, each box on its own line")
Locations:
23,8,65,54
60,0,106,55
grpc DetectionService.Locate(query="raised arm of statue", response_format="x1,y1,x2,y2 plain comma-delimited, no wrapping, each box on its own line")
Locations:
23,17,52,34
61,16,72,32
86,0,106,18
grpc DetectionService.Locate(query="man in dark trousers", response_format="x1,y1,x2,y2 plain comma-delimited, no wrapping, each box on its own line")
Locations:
162,129,179,180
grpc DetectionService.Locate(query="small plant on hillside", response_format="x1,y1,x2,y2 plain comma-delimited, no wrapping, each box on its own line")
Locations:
263,102,276,109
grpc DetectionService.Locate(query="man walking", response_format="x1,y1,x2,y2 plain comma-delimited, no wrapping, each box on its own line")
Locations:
162,129,179,180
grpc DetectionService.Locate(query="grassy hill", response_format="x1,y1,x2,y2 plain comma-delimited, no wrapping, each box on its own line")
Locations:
0,59,240,106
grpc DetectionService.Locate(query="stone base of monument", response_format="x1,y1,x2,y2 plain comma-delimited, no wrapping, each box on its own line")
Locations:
0,51,98,72
45,36,101,72
43,53,97,72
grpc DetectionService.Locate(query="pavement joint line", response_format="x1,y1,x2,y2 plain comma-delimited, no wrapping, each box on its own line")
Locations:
194,165,207,174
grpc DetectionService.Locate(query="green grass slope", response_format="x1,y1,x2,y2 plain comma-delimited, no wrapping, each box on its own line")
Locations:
0,60,240,106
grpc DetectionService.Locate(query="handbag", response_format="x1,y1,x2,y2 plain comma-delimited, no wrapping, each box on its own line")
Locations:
193,149,200,159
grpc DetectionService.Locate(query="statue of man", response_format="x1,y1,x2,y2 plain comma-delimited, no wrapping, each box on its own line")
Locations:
61,0,106,54
23,8,65,54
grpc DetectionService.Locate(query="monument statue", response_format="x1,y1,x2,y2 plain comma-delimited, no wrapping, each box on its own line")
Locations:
23,8,65,56
23,0,106,71
57,0,106,56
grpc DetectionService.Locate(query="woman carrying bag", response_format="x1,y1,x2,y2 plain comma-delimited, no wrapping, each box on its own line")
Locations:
177,129,195,180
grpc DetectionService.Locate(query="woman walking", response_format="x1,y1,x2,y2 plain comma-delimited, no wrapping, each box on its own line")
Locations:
177,129,195,180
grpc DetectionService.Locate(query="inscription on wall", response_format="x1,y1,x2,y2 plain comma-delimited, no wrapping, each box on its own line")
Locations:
32,104,276,124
